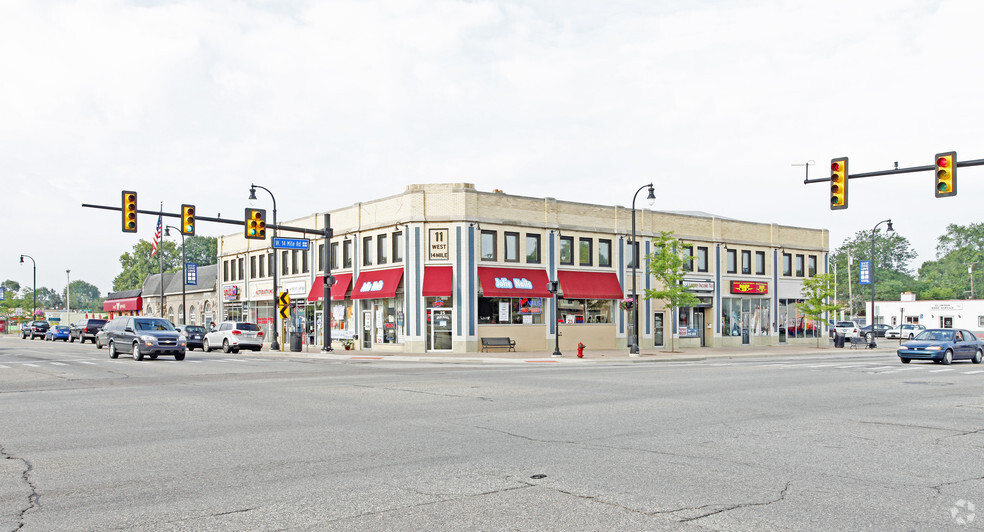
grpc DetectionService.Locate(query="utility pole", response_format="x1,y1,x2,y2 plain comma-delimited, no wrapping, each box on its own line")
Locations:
847,251,853,320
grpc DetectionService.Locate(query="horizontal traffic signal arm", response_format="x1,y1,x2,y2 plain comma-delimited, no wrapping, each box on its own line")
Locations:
81,203,316,235
804,157,984,184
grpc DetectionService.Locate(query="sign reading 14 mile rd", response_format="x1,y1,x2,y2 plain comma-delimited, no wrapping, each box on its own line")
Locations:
273,238,310,250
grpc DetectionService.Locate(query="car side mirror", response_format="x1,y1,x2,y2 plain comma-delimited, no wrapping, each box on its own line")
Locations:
124,327,134,333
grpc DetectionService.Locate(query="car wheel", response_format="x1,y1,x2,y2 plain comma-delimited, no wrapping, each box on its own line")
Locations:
109,341,119,359
908,333,914,340
223,339,231,353
973,349,983,364
70,335,75,343
942,349,953,365
232,347,240,354
174,351,185,361
900,358,911,364
133,343,144,361
95,338,103,349
203,339,211,352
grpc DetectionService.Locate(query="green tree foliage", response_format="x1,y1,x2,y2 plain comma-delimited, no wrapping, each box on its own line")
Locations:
644,231,700,352
113,240,180,291
913,222,984,300
67,280,103,310
829,228,916,317
2,280,21,295
181,236,218,267
796,273,841,348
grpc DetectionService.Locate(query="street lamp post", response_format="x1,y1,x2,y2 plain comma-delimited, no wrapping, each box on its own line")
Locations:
249,184,280,351
629,183,656,355
20,255,36,319
165,226,187,325
869,218,894,348
66,269,71,315
547,279,562,357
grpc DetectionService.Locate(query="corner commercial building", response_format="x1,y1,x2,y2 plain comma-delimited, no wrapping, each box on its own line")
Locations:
217,184,829,352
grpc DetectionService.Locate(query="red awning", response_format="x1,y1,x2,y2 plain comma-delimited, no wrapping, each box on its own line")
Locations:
422,266,453,297
351,268,404,299
102,297,142,312
307,273,354,302
557,270,624,299
477,267,552,298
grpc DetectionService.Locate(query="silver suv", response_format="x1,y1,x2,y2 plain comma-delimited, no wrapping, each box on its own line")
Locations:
833,321,861,338
203,321,264,353
104,316,186,361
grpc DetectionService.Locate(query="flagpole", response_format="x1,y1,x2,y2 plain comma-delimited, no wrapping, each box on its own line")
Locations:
159,203,164,319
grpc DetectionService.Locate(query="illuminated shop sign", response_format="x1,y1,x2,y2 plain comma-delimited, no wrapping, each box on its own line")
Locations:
730,281,768,294
493,277,533,290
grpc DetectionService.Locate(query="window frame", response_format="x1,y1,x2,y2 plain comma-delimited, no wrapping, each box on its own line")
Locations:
697,246,709,272
726,249,737,274
559,236,574,266
782,253,792,277
579,238,593,267
504,231,520,263
377,234,388,265
682,245,694,272
526,233,541,264
755,251,766,275
363,236,373,266
741,250,751,275
795,254,805,277
599,239,612,267
808,255,817,277
393,231,403,263
481,230,497,261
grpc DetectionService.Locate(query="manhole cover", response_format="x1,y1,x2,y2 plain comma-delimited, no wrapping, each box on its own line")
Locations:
530,474,547,480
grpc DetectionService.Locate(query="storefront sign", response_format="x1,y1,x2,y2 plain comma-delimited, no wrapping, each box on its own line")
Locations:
683,280,715,292
499,302,510,322
285,281,307,297
360,280,386,293
678,327,699,338
429,228,449,260
731,281,768,294
519,297,542,315
493,277,533,290
930,302,963,311
223,285,240,301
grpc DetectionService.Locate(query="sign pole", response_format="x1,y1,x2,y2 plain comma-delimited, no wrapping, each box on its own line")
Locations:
322,214,334,352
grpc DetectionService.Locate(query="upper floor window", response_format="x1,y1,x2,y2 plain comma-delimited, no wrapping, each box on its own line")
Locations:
782,253,792,276
504,232,520,262
560,236,574,265
808,255,817,277
795,254,805,277
363,236,373,266
377,234,388,265
393,231,403,263
755,251,765,275
599,239,612,267
696,246,709,272
741,250,751,275
330,242,339,270
526,234,540,263
726,249,737,274
682,245,694,272
579,238,593,266
481,230,496,261
343,240,353,268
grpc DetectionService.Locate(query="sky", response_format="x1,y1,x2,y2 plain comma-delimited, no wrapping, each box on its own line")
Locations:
3,0,983,297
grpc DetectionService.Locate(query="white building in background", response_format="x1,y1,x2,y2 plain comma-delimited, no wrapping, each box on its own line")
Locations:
872,292,984,334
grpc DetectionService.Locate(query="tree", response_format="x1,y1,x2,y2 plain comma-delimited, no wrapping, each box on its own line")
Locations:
796,273,841,348
113,240,180,291
644,231,700,352
67,280,103,310
182,236,218,267
912,223,984,300
829,228,917,317
2,280,21,296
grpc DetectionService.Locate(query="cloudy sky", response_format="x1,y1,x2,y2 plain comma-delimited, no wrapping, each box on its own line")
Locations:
3,0,982,296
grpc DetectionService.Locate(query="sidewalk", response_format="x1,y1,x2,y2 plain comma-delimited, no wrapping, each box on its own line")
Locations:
271,341,902,364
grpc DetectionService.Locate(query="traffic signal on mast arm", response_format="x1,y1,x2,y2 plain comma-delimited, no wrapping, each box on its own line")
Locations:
935,151,956,197
122,190,138,232
244,208,266,240
830,157,848,210
181,204,196,235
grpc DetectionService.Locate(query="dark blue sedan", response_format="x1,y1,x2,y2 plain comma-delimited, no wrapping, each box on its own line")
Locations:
897,328,984,365
45,325,71,342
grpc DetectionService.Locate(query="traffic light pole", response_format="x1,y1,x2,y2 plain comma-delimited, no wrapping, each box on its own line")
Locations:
322,213,334,352
804,158,984,184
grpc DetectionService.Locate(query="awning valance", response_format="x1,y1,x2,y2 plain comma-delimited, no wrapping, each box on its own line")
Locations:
351,268,404,299
477,267,552,298
307,273,354,302
422,266,453,298
557,270,624,299
103,297,142,312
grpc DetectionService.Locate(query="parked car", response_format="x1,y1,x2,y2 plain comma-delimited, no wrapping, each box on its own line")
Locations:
897,328,984,365
94,327,110,349
69,318,108,344
885,323,927,340
175,324,207,351
203,321,264,353
21,320,50,340
103,316,186,361
44,325,71,341
859,324,892,341
833,320,861,338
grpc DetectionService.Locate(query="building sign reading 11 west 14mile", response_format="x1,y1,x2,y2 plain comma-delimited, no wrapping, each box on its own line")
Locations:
429,229,449,260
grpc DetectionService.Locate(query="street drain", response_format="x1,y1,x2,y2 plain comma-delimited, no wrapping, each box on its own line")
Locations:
530,474,547,479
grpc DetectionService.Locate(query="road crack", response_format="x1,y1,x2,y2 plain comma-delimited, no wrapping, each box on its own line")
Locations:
0,443,39,530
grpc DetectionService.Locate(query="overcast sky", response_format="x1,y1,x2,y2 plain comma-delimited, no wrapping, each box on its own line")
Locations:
3,0,982,297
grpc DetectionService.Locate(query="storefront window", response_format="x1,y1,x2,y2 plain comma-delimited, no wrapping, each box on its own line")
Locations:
558,299,613,323
778,299,818,338
478,297,544,324
721,297,771,337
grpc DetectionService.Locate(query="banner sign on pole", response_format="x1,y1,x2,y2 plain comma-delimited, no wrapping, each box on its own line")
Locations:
859,260,871,285
186,263,198,286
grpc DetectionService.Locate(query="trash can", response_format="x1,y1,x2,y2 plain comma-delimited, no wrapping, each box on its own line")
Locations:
290,332,303,352
834,333,845,348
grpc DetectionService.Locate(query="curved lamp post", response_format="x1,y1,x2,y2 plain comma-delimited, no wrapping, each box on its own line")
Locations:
164,225,187,325
249,184,280,351
20,255,36,318
869,218,893,347
629,183,656,355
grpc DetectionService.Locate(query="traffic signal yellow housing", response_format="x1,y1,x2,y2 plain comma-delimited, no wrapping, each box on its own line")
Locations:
245,208,267,240
830,157,848,210
935,151,956,197
181,204,196,235
122,190,138,232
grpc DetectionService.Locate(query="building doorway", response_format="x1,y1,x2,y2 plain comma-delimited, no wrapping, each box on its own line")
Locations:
653,312,664,348
695,311,705,347
427,308,453,351
362,309,373,349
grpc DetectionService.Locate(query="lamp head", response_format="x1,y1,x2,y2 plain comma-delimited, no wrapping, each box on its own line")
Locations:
646,184,655,206
248,186,258,206
886,220,894,233
164,226,171,237
20,255,24,264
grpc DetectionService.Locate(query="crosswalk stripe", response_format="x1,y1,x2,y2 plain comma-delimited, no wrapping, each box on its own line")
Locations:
963,370,984,375
51,362,68,366
23,364,40,367
0,365,8,369
929,369,954,373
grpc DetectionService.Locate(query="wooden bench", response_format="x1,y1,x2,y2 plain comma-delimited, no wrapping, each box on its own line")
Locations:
849,336,870,349
481,337,516,352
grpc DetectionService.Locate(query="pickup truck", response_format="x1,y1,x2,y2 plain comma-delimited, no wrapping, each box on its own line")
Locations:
21,320,50,340
70,318,108,344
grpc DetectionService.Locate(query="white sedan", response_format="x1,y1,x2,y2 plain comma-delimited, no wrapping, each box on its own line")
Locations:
885,323,926,340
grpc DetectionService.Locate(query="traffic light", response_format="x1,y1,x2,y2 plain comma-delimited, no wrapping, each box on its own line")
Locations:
181,204,196,235
935,151,956,197
244,208,266,240
122,190,137,232
830,157,848,210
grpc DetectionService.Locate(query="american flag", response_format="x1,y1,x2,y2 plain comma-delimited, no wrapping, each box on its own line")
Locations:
151,213,162,257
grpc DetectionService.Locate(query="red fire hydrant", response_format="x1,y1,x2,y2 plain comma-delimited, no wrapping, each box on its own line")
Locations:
577,342,586,358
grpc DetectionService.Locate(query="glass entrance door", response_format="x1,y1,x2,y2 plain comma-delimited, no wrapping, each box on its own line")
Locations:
428,308,453,351
362,309,373,349
653,312,664,348
695,311,705,347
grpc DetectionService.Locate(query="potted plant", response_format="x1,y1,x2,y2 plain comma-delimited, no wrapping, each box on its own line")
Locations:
619,299,634,311
341,338,354,351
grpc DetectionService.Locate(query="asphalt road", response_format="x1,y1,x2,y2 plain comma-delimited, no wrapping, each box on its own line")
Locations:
1,337,982,531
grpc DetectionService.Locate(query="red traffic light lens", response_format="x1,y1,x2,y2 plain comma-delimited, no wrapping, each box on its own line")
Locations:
937,157,950,168
831,162,841,172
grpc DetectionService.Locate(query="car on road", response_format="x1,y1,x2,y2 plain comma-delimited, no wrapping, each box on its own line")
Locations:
103,316,186,361
21,320,50,340
44,325,71,341
204,321,264,353
175,324,207,351
70,318,108,344
859,324,892,342
897,328,984,365
833,320,862,338
885,323,926,340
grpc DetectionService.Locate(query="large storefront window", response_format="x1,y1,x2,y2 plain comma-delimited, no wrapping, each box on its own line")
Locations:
558,299,612,323
478,297,545,324
721,297,771,337
778,299,819,338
